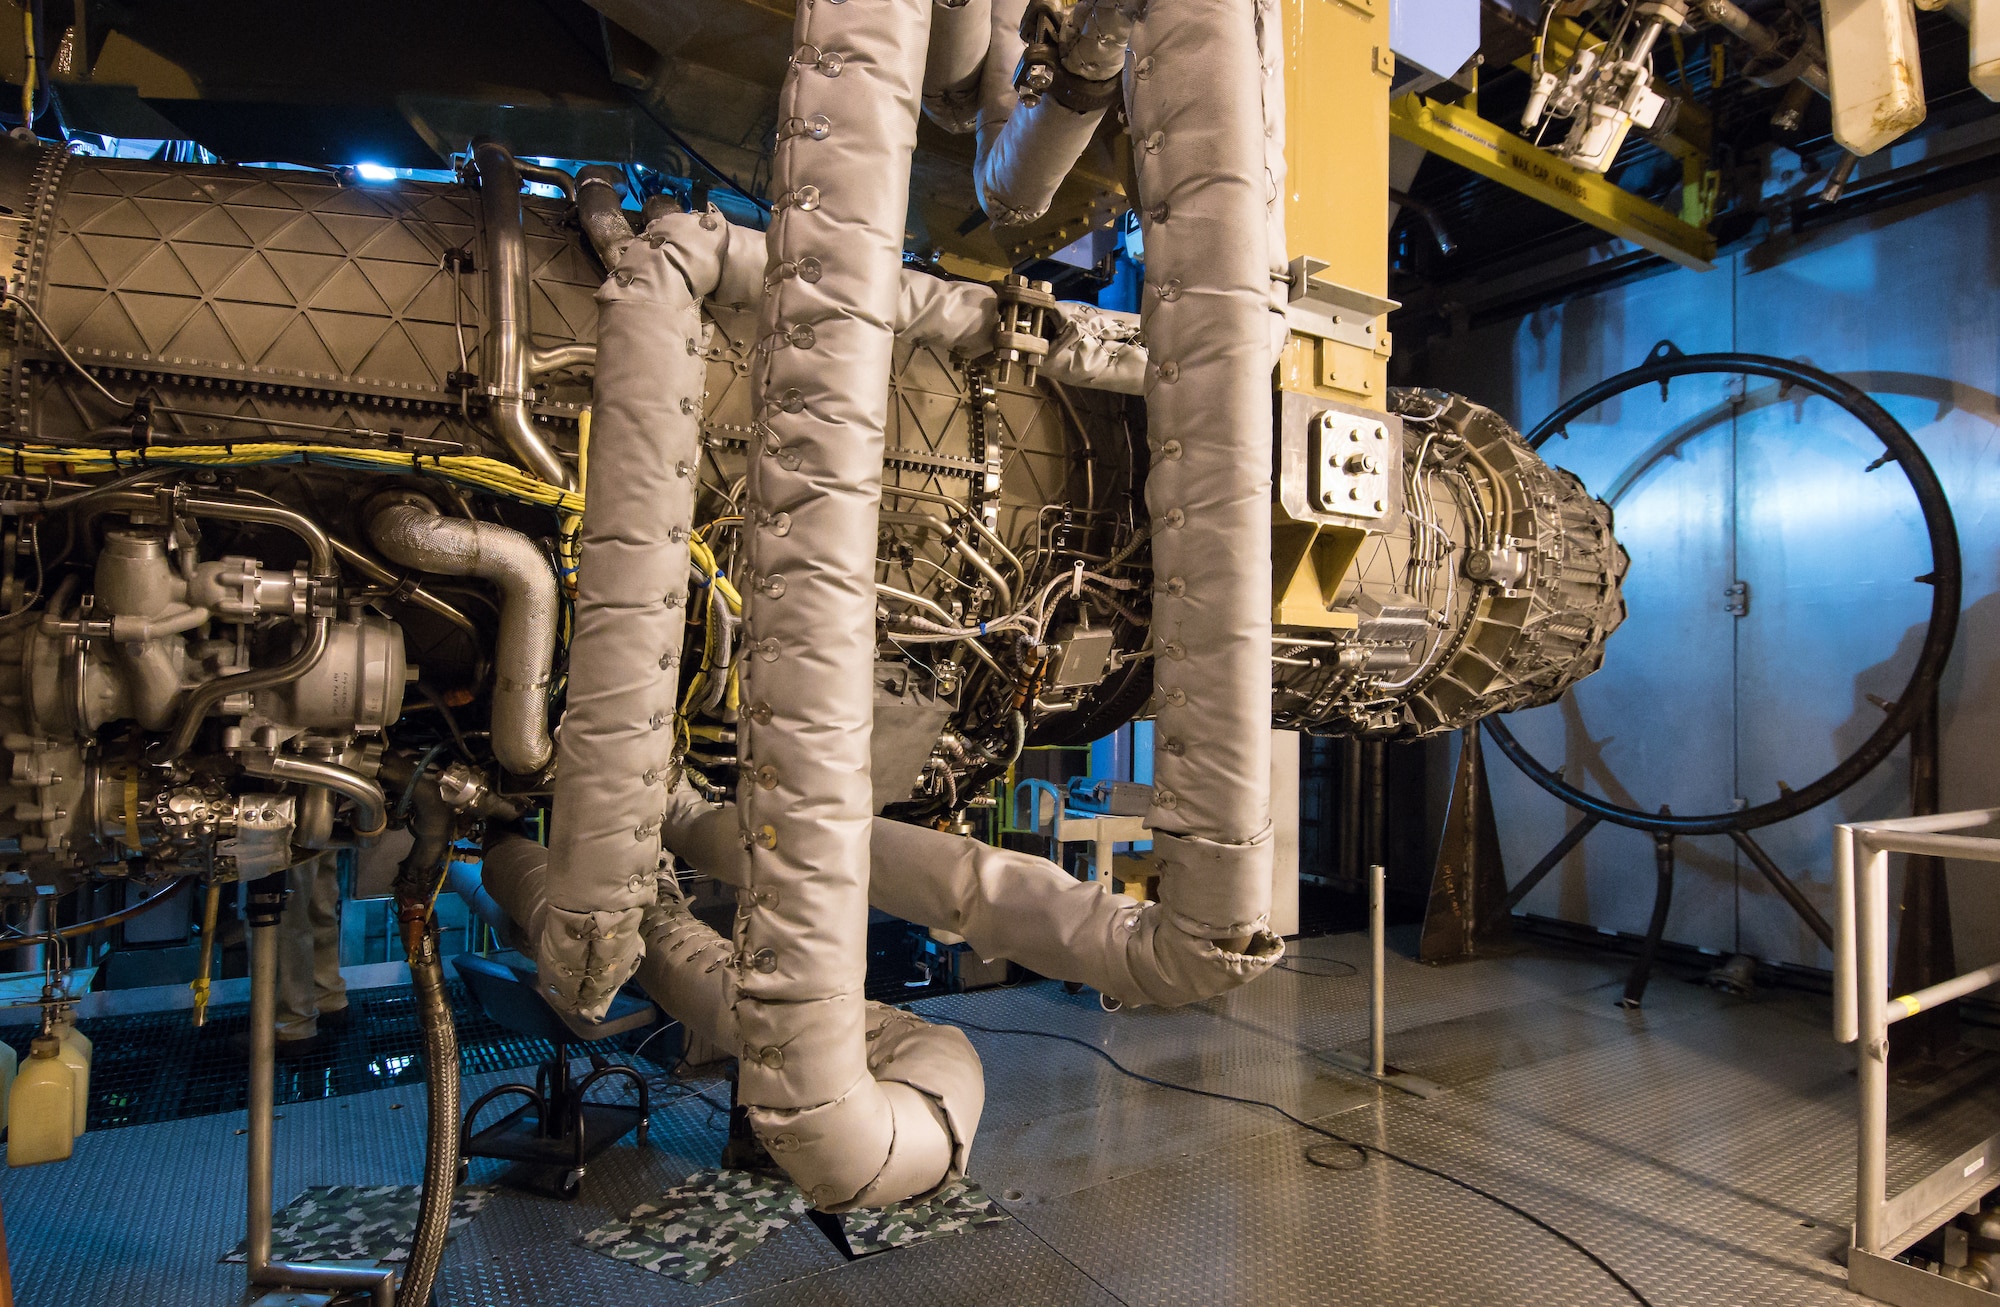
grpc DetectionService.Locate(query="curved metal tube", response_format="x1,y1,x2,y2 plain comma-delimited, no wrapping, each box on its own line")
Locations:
155,618,330,762
368,499,558,775
239,751,388,838
1489,352,1961,835
471,142,574,489
327,537,478,639
95,488,337,576
0,876,189,952
528,342,597,377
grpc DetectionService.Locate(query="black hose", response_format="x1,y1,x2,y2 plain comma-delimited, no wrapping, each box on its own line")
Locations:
1486,352,1961,835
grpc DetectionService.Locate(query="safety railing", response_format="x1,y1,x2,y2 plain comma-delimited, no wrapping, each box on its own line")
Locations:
1835,808,2000,1304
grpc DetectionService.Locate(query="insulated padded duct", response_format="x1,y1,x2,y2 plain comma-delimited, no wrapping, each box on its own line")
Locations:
535,209,764,1018
662,797,1281,1007
924,0,993,133
972,0,1131,227
1127,0,1285,951
736,0,977,1211
366,501,559,776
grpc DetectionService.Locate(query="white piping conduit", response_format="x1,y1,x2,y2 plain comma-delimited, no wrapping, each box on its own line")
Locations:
924,0,992,132
736,0,981,1212
973,0,1133,227
660,795,1285,1006
532,208,766,1020
1125,0,1285,955
367,499,558,776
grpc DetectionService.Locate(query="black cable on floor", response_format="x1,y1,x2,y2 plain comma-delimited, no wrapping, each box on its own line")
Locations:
933,1015,1654,1307
1275,957,1359,979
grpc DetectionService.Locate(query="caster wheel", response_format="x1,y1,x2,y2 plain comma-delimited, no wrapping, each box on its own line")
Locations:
1099,993,1122,1013
455,1158,469,1184
560,1168,585,1200
1063,981,1084,995
636,1121,650,1147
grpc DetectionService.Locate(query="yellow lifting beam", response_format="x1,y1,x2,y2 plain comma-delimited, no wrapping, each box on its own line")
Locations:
1389,94,1717,271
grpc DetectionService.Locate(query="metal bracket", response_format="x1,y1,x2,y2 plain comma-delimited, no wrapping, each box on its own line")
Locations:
1283,256,1398,351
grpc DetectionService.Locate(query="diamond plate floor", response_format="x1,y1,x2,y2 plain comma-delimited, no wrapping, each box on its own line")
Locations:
6,933,1993,1305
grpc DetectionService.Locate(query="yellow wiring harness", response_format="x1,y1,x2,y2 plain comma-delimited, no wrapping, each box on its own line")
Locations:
14,439,749,753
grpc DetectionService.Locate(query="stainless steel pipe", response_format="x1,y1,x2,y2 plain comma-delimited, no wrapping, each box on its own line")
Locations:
245,915,397,1306
470,142,574,489
238,751,388,839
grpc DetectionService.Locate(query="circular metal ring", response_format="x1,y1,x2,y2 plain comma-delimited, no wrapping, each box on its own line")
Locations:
1484,351,1961,836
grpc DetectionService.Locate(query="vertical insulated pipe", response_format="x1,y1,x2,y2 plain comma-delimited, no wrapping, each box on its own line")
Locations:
532,215,713,1017
924,0,992,132
736,0,971,1211
1126,0,1286,952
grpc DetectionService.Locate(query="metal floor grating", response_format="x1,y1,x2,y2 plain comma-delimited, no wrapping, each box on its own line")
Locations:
5,932,1994,1306
2,978,609,1131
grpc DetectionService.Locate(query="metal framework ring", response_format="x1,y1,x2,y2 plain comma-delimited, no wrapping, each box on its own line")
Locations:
1483,351,1962,836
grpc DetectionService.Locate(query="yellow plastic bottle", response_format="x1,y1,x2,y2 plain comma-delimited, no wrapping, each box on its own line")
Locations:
49,1008,90,1135
8,1037,75,1166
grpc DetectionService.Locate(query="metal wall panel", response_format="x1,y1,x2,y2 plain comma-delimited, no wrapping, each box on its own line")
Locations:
1426,265,1740,953
1424,184,2000,970
1733,192,2000,971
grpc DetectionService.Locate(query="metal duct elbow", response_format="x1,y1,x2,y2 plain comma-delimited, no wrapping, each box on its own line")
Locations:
367,498,558,776
575,165,638,270
470,142,573,489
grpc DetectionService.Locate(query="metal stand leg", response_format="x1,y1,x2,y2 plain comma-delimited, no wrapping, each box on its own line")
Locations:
1327,863,1437,1099
1369,862,1386,1079
1620,830,1676,1009
244,875,396,1307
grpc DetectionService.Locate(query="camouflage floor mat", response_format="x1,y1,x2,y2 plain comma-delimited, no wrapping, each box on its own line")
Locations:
223,1184,493,1264
580,1169,1008,1283
578,1168,807,1284
839,1178,1008,1255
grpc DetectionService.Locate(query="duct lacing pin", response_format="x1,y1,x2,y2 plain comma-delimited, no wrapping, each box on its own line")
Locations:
778,114,833,142
773,185,821,213
791,44,844,77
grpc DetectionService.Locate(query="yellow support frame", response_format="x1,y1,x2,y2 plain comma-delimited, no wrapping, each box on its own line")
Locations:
1390,95,1717,271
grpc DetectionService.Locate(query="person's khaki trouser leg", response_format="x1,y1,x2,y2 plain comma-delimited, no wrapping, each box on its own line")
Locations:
276,854,346,1040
